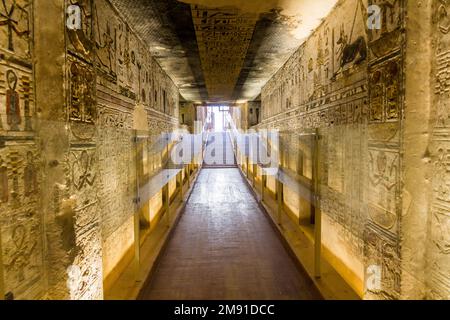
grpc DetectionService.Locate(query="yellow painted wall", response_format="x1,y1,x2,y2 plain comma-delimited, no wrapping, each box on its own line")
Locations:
102,216,134,283
169,177,177,198
149,190,163,223
283,186,300,218
266,175,276,194
321,214,364,296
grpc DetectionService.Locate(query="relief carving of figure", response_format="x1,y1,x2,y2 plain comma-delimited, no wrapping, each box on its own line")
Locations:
95,16,116,74
437,96,449,127
370,151,397,191
0,155,8,203
385,61,399,120
370,70,384,122
438,0,450,34
6,70,21,131
332,0,367,77
433,213,450,254
0,0,30,52
336,25,367,69
72,150,95,190
23,151,37,197
369,150,398,228
434,147,450,201
5,224,37,283
70,62,96,125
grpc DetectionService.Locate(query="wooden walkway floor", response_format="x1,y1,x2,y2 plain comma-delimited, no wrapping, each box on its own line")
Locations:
139,168,322,300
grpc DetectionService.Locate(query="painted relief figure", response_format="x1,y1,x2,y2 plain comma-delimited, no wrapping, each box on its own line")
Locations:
433,212,450,254
70,62,96,125
439,0,450,34
370,151,397,192
72,150,95,190
336,27,367,68
94,0,116,76
0,155,7,203
0,0,30,53
5,224,37,283
6,69,21,131
370,70,383,122
24,151,37,196
385,61,399,120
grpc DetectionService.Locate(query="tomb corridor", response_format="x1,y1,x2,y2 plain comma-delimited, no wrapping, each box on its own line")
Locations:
0,0,449,301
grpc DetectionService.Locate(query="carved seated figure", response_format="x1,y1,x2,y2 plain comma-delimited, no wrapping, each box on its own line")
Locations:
332,28,367,80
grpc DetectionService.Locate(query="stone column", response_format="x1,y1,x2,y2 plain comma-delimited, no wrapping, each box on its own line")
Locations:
35,0,103,300
365,0,448,300
363,0,406,300
414,0,450,300
399,0,433,299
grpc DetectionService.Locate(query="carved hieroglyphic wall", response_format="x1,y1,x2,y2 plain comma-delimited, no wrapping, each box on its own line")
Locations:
257,0,406,299
248,101,261,127
364,0,404,300
258,0,370,297
65,0,180,297
428,0,450,300
0,0,180,300
191,5,257,101
0,0,45,299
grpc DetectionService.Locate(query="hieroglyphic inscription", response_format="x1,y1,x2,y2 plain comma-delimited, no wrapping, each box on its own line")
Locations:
258,0,370,272
427,0,450,299
191,5,257,100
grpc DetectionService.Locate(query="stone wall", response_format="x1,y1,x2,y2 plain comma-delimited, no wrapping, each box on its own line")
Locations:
256,0,449,300
0,0,45,300
424,0,450,299
248,101,261,127
0,0,180,299
90,0,179,291
256,0,406,299
180,102,197,132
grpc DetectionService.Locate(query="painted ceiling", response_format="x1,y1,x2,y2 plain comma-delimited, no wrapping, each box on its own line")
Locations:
109,0,338,103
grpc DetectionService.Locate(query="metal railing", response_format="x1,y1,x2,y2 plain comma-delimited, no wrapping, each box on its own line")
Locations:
228,116,323,278
131,125,208,281
0,223,4,300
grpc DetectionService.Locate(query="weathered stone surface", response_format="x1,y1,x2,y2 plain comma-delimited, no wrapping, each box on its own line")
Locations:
0,0,448,301
251,0,448,300
0,0,180,300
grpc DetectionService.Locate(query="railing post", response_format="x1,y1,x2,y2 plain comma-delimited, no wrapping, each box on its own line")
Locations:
261,172,265,203
133,130,141,282
187,164,191,188
0,224,4,300
178,171,183,201
133,203,141,281
164,184,170,228
246,156,249,178
313,130,322,278
276,179,283,226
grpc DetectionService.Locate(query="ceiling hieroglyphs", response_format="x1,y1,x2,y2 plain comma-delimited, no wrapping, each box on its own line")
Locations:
191,6,258,102
181,0,339,40
185,0,339,102
109,0,339,103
